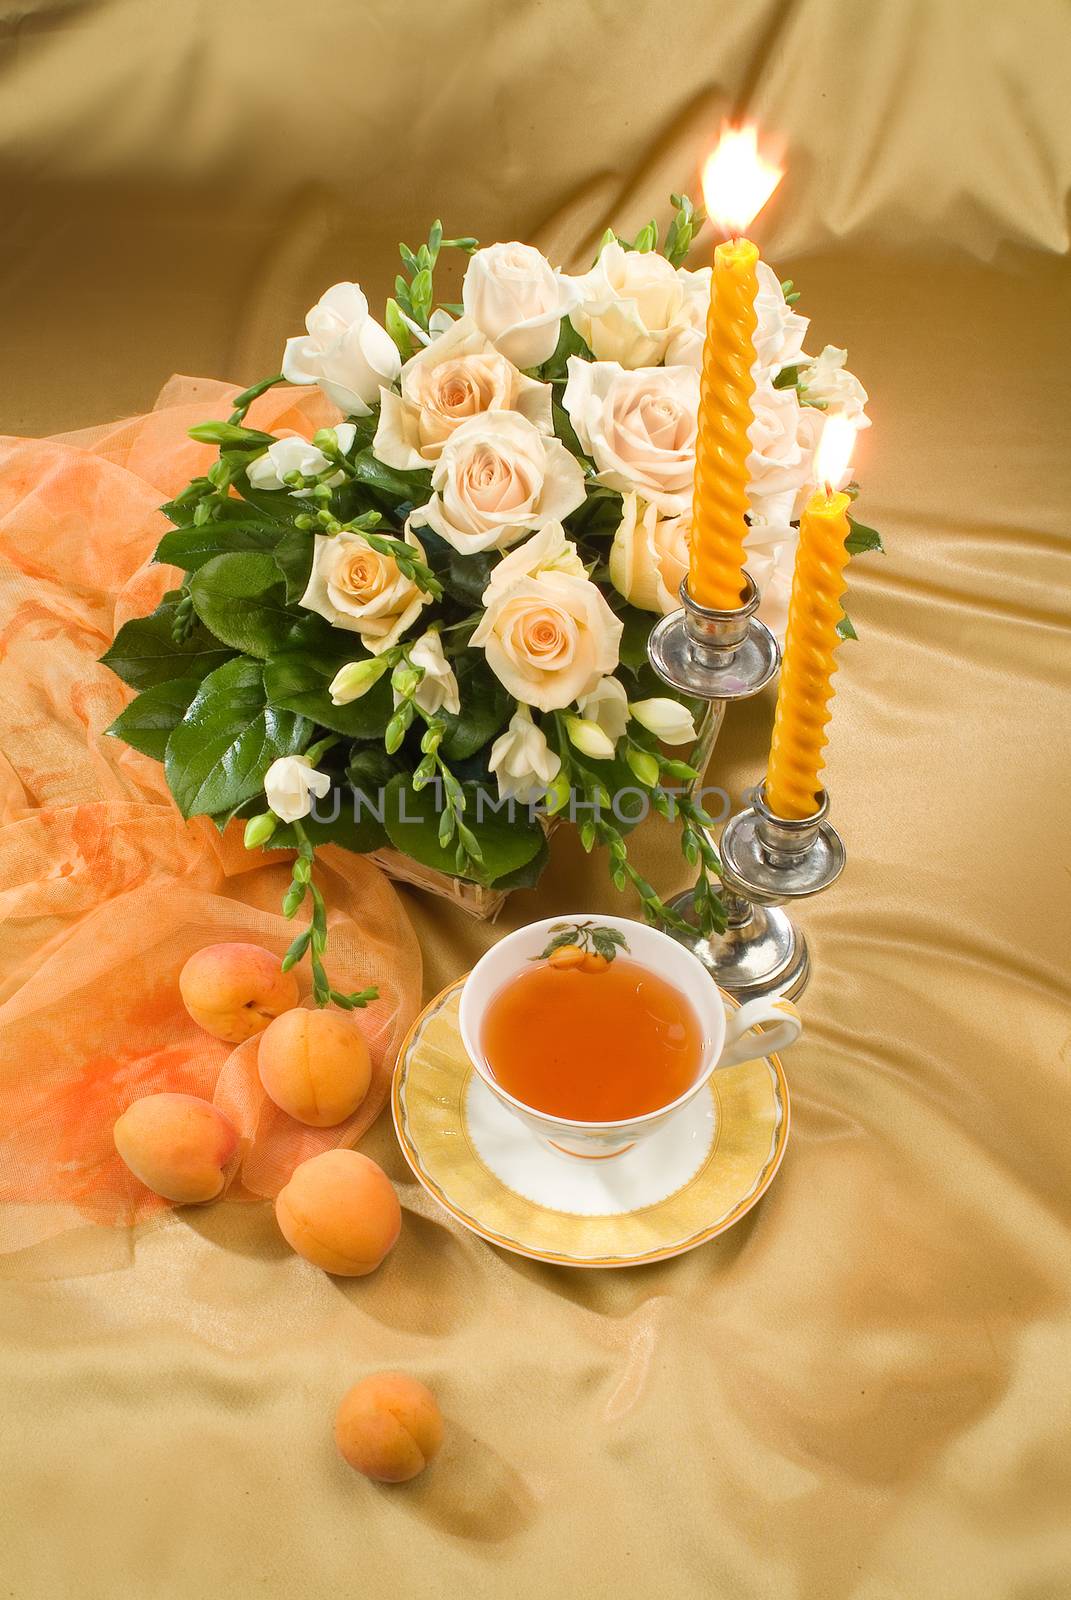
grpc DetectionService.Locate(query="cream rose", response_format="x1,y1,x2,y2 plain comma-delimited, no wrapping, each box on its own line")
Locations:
299,527,431,654
747,380,824,513
471,568,622,712
743,492,799,644
665,262,810,382
412,411,586,556
562,358,698,515
608,493,689,615
462,243,578,369
282,283,400,417
569,242,700,368
372,316,552,470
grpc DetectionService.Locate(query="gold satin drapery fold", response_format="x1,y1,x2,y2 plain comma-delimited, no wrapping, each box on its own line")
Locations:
2,2,1070,1597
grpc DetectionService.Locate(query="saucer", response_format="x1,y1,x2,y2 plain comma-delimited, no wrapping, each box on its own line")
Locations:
391,979,790,1268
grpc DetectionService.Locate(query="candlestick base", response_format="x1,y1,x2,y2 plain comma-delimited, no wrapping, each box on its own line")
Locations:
668,787,844,1002
647,575,779,702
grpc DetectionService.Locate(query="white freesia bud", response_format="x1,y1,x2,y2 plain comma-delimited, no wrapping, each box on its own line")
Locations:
404,630,461,717
488,706,562,804
462,242,579,369
282,283,400,417
247,425,357,496
328,656,388,705
263,755,331,824
799,345,870,429
563,714,616,760
575,675,628,745
628,698,697,745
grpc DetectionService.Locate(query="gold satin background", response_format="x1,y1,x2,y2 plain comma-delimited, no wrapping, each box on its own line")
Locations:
2,2,1071,1596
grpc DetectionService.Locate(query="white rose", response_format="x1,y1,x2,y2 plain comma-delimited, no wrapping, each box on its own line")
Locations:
569,241,699,368
661,264,711,369
462,243,578,369
282,283,401,417
608,492,689,615
576,675,629,745
800,345,870,427
471,567,622,712
412,410,586,556
748,380,824,510
482,522,586,607
404,630,461,718
299,526,431,654
246,425,357,496
263,755,331,824
629,698,696,745
562,358,698,515
373,316,552,470
488,706,562,804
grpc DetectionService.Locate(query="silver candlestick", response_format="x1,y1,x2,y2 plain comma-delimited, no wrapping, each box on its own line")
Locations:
668,784,845,1001
648,578,844,1001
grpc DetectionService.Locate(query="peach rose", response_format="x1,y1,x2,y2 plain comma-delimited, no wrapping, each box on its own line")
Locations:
373,316,552,470
471,567,622,713
412,411,586,557
608,493,689,615
299,527,431,654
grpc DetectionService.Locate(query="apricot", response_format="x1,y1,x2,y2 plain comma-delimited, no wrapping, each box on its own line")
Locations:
581,951,610,973
275,1149,400,1276
257,1008,372,1127
113,1093,238,1204
179,941,299,1043
334,1373,443,1483
548,943,585,970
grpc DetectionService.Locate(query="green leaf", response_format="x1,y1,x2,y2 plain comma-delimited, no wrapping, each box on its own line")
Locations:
492,833,550,892
101,595,235,690
271,524,315,604
382,774,543,886
418,528,495,608
552,399,587,460
541,319,592,381
845,516,884,555
164,657,310,819
439,653,512,759
263,779,388,855
351,450,432,502
263,642,393,739
837,612,858,641
189,552,303,659
154,521,282,573
105,677,201,760
614,604,657,670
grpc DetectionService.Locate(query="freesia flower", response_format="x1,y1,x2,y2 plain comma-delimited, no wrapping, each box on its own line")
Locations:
799,345,870,428
629,698,697,745
264,755,331,823
246,425,357,495
282,283,400,416
563,714,615,760
403,630,461,717
462,242,578,368
488,707,562,804
575,675,629,744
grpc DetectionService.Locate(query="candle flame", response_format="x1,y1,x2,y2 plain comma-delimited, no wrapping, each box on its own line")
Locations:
701,126,783,235
814,415,857,494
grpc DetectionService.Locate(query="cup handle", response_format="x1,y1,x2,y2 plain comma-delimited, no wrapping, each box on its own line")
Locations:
717,996,802,1069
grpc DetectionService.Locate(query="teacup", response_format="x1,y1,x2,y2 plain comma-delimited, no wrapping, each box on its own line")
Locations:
459,914,801,1159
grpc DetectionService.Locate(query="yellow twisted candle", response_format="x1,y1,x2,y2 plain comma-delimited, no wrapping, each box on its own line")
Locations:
765,417,857,819
688,238,758,610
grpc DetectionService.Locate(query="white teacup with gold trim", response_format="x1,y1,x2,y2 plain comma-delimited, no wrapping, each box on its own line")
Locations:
458,914,801,1160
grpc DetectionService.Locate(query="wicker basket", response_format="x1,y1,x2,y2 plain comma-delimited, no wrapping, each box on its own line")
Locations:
370,702,724,921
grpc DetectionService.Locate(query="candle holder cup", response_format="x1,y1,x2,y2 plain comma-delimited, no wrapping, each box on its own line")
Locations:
668,785,845,1001
647,574,780,702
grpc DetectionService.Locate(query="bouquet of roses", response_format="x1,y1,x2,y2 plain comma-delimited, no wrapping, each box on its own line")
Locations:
103,195,875,1005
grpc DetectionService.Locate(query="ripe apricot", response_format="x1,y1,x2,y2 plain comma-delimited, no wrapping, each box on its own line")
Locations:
275,1149,400,1276
548,944,585,970
581,951,610,973
179,942,299,1043
334,1373,443,1483
258,1008,372,1127
113,1093,238,1204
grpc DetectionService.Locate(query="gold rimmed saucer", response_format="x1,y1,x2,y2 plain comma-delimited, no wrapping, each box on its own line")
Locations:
391,979,790,1268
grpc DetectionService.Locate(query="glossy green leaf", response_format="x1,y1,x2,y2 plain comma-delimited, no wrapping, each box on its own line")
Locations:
189,552,302,659
164,656,309,819
439,653,512,759
101,595,235,690
154,521,282,573
263,642,393,738
105,677,201,760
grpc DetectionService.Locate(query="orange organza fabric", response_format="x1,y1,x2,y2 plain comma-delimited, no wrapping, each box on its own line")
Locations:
0,378,422,1251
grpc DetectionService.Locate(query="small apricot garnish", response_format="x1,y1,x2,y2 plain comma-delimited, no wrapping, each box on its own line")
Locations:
548,944,585,970
581,952,610,974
